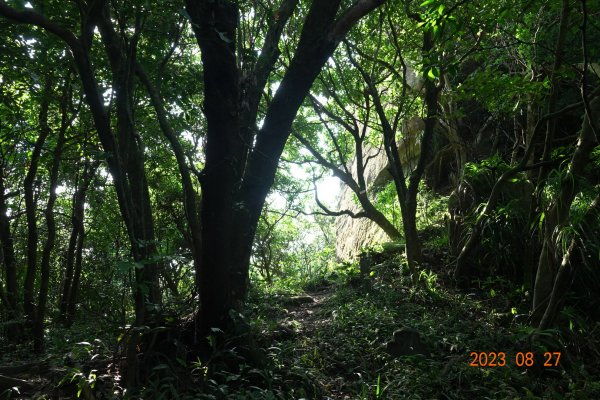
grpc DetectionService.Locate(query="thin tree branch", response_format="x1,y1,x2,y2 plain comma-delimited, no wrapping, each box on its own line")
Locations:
0,1,79,48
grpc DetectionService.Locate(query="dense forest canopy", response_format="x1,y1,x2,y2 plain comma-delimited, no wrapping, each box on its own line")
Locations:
0,0,599,398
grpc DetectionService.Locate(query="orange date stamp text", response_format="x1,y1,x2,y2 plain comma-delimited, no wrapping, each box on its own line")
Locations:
468,351,561,367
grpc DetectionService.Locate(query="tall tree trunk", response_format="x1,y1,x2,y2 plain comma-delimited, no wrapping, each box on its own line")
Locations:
135,65,203,295
23,78,52,330
229,0,364,307
60,161,96,325
59,175,79,321
535,0,571,185
66,214,86,327
0,166,20,339
96,5,162,325
33,95,66,352
186,0,241,333
400,30,442,274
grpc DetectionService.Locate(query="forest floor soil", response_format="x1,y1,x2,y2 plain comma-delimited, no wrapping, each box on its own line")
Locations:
280,286,333,336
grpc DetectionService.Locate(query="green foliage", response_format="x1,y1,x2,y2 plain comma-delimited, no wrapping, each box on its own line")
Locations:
458,155,533,278
373,181,401,228
250,175,336,293
58,368,98,399
416,183,449,231
455,68,549,115
463,154,511,187
242,250,600,399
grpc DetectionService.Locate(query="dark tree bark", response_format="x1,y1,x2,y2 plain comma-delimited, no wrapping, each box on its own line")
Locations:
0,164,20,339
23,77,52,330
66,209,86,327
95,4,162,324
397,30,442,272
135,64,203,294
33,81,68,352
59,175,78,321
60,160,97,326
535,0,571,185
185,0,241,333
229,0,386,309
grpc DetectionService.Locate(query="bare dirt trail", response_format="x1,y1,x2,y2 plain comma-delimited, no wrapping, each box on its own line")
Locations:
275,285,361,399
280,286,334,336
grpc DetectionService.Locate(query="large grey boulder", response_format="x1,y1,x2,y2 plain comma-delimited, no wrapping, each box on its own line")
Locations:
335,119,423,261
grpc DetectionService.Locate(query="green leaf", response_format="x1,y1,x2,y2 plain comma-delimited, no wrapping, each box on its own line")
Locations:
420,0,435,7
543,77,551,89
427,67,440,80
